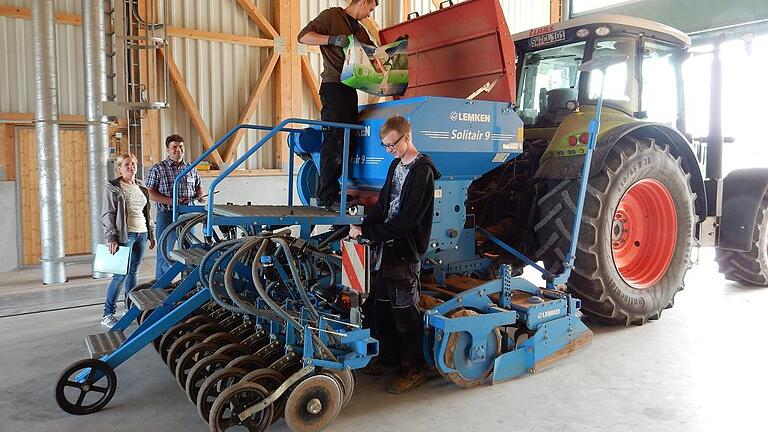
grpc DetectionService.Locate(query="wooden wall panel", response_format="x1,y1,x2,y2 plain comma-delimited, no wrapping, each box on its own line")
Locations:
18,127,91,265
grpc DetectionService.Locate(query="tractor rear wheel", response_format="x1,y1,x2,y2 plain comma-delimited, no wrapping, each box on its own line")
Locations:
716,191,768,285
535,137,696,325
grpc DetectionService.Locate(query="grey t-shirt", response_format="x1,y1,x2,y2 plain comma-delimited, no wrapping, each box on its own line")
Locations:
385,154,423,222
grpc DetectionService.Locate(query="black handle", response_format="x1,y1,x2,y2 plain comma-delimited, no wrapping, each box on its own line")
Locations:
407,11,420,20
439,0,454,9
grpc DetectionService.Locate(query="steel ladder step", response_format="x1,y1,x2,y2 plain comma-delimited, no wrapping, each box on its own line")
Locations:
85,330,126,358
169,248,207,266
128,288,170,311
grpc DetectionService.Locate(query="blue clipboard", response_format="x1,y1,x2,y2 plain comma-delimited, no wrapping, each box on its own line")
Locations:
93,243,132,275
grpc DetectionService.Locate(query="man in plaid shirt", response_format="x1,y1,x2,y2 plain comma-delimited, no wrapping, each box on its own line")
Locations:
145,134,205,278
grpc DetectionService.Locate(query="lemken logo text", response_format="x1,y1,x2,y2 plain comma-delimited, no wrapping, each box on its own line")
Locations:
450,111,491,123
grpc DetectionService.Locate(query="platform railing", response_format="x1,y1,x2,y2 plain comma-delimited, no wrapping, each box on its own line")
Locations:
172,119,365,236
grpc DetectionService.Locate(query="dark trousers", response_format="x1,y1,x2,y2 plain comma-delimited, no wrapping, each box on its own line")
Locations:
318,82,358,205
371,264,424,369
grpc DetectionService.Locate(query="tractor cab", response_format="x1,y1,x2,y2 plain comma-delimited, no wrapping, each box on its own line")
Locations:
513,15,691,135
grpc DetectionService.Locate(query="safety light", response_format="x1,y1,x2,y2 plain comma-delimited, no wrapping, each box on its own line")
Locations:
576,28,590,38
595,26,611,36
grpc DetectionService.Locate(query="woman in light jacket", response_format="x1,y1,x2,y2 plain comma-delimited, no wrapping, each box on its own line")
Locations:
100,153,155,327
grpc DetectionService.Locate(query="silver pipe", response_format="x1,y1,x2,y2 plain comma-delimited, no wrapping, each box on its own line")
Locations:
32,0,67,284
82,0,110,278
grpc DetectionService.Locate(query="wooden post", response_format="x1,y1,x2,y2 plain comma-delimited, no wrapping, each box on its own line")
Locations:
273,0,302,170
550,0,562,24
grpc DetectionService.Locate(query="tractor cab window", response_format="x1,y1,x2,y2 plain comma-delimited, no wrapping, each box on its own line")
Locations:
517,41,586,127
641,40,680,127
586,37,638,114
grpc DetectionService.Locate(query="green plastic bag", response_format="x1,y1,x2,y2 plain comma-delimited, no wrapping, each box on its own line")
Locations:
340,35,409,96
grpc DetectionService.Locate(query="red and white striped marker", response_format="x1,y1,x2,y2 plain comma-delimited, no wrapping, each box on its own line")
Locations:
341,240,370,293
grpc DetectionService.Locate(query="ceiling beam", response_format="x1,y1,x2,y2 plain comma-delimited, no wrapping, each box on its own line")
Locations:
0,5,81,25
167,26,274,47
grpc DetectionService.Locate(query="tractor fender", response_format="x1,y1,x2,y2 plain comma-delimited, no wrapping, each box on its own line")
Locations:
719,168,768,252
535,122,707,221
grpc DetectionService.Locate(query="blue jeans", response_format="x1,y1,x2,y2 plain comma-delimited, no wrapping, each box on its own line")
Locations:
104,232,148,316
154,209,178,279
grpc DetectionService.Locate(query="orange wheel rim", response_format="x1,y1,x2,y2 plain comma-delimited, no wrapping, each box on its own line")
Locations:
611,179,677,289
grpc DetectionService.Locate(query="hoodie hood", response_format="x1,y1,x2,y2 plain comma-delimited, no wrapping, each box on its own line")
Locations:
408,154,442,180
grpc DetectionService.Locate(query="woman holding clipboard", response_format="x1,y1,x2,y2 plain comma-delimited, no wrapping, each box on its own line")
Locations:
100,153,155,327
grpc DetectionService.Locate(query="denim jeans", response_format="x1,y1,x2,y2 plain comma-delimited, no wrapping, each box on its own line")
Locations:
103,232,148,316
154,209,178,279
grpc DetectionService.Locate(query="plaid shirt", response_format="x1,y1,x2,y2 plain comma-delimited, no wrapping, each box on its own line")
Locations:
144,158,201,211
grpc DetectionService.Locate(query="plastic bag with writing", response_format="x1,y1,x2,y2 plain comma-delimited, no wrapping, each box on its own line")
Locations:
340,35,408,96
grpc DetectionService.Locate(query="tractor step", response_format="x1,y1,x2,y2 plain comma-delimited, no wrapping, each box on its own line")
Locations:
85,331,126,358
128,288,170,311
169,248,207,266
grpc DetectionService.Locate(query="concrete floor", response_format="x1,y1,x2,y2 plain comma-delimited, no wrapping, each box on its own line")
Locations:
0,250,766,432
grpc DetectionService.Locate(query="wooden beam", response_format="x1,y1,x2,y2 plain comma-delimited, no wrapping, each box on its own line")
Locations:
274,0,302,169
200,168,283,177
300,56,322,111
158,51,224,165
235,0,279,39
403,1,411,22
550,0,562,23
1,7,267,48
4,125,13,181
167,26,275,47
0,113,86,123
0,5,81,25
361,17,381,45
223,51,281,163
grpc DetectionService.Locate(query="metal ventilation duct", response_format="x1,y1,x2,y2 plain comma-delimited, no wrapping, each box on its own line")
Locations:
82,0,110,278
32,0,67,284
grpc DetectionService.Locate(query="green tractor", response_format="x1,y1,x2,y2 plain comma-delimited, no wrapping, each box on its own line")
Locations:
470,14,768,325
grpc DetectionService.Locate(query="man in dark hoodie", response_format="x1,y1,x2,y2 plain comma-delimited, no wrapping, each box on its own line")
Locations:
350,115,440,394
297,0,377,211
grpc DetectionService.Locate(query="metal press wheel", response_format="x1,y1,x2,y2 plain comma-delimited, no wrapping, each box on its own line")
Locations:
208,381,273,432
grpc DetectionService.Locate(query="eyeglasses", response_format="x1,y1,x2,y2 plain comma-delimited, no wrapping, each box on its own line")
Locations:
380,134,406,149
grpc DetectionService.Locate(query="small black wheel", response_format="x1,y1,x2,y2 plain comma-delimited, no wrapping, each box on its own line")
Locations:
175,343,219,389
208,381,273,432
214,343,252,359
197,367,248,423
186,354,232,404
241,368,286,421
55,359,117,415
226,355,267,372
166,333,206,371
158,322,194,361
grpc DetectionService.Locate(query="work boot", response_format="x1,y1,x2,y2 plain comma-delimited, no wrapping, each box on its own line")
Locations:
387,367,426,394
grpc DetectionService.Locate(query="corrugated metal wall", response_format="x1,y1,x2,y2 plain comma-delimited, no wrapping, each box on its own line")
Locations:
0,0,84,115
1,0,548,168
398,0,549,32
163,0,275,169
